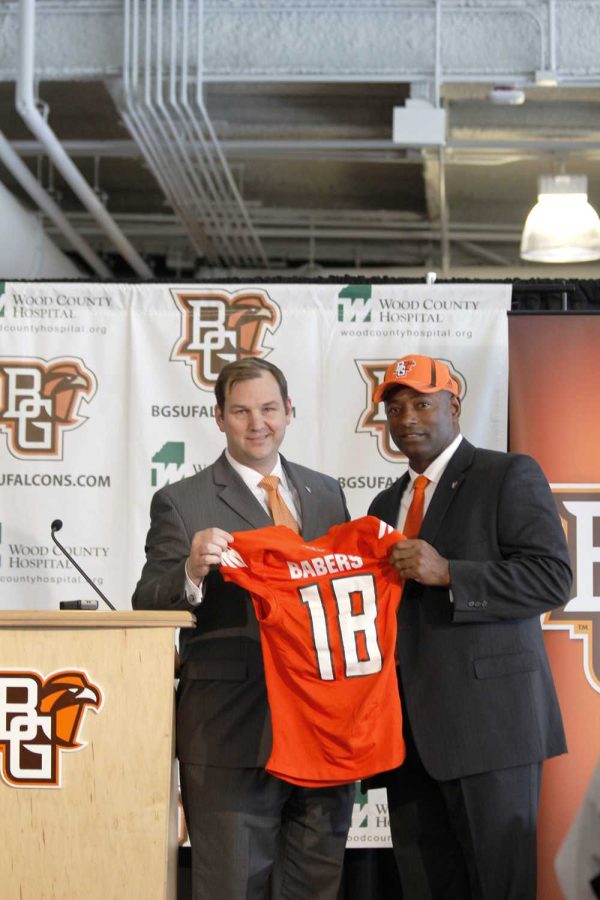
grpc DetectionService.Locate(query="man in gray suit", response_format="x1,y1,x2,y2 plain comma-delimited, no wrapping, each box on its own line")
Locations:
367,353,572,900
132,358,353,900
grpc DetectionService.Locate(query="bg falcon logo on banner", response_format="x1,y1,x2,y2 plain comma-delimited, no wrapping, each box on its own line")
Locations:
545,489,600,693
355,358,465,463
0,670,103,787
0,357,97,460
170,288,281,390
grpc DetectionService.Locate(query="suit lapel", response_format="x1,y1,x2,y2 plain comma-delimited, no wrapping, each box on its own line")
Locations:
419,438,475,543
379,472,410,528
212,452,272,529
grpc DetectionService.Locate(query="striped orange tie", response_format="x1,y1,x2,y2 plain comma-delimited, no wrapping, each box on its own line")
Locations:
403,475,430,538
259,475,299,533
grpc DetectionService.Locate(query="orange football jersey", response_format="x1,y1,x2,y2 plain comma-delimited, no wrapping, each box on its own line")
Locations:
219,515,406,787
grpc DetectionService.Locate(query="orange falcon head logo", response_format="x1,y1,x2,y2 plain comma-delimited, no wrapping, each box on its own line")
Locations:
0,669,103,787
170,288,281,390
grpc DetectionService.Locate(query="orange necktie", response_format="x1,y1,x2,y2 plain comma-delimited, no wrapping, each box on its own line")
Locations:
259,475,300,533
403,475,430,538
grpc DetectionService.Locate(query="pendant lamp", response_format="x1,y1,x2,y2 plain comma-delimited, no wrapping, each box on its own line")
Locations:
520,174,600,263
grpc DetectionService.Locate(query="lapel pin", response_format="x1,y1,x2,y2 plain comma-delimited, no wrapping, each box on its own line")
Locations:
305,485,312,493
451,480,459,489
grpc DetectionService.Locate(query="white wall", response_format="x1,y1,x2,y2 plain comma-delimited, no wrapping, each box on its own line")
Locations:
0,182,83,279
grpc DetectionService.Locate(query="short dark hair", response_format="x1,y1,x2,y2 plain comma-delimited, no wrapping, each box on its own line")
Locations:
214,359,289,409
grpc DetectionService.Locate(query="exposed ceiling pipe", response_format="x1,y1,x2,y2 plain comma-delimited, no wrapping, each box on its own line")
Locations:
435,0,450,273
48,213,522,244
434,0,442,108
121,0,208,253
163,0,239,257
547,0,557,73
121,0,224,261
15,0,153,279
0,130,110,277
121,0,228,263
438,145,450,274
191,0,268,266
119,0,268,268
11,137,600,161
176,0,254,262
457,240,513,267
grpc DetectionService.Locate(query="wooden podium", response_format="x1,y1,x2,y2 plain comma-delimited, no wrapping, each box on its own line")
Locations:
0,610,195,900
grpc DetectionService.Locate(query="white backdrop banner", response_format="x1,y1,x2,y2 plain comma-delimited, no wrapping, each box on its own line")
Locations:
0,280,510,611
0,279,510,847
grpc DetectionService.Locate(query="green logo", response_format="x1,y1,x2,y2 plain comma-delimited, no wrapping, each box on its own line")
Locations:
151,442,186,487
337,285,373,323
353,781,369,824
0,283,6,318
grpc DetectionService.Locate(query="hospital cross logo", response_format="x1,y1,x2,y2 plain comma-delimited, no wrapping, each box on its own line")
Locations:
170,288,281,391
0,356,97,460
356,358,465,463
0,669,103,787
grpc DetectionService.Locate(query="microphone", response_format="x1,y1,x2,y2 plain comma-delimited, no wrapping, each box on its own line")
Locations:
50,519,116,611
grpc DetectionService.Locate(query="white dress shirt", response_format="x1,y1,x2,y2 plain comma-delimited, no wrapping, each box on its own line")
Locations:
396,433,463,601
396,433,463,532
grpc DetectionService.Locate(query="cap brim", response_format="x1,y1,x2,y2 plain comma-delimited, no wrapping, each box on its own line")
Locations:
373,379,446,403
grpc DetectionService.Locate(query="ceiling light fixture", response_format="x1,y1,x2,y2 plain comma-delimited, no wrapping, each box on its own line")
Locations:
520,174,600,263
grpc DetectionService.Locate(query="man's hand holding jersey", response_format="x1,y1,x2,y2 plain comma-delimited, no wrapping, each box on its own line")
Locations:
389,539,451,587
186,527,234,585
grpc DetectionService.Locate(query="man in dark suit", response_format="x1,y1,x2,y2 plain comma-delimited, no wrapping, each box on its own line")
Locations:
367,353,572,900
132,358,353,900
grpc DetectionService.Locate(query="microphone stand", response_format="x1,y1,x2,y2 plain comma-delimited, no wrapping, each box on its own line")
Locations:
50,520,116,611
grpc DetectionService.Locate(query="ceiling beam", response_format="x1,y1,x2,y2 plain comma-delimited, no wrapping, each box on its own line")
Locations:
2,1,600,85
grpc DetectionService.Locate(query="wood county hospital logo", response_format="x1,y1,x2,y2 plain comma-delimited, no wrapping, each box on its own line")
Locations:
170,288,281,390
0,670,103,787
355,358,466,463
0,356,97,460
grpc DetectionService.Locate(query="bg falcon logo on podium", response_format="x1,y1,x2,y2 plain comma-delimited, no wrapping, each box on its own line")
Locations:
0,356,97,460
170,288,281,390
0,670,103,787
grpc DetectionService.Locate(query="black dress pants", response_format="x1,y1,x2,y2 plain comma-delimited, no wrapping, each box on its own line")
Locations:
180,762,354,900
384,712,542,900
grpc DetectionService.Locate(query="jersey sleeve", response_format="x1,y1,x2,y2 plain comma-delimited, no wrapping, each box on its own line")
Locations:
218,530,280,622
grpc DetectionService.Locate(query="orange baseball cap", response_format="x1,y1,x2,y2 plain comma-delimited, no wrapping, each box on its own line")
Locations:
373,354,460,403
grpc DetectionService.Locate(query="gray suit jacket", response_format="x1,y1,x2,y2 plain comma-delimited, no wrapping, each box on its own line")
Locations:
132,451,349,767
368,438,572,782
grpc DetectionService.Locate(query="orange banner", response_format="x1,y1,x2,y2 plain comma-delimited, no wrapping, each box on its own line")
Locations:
509,313,600,900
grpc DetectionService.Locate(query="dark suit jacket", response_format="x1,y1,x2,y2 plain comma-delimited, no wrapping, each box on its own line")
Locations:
368,438,571,782
132,451,349,768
